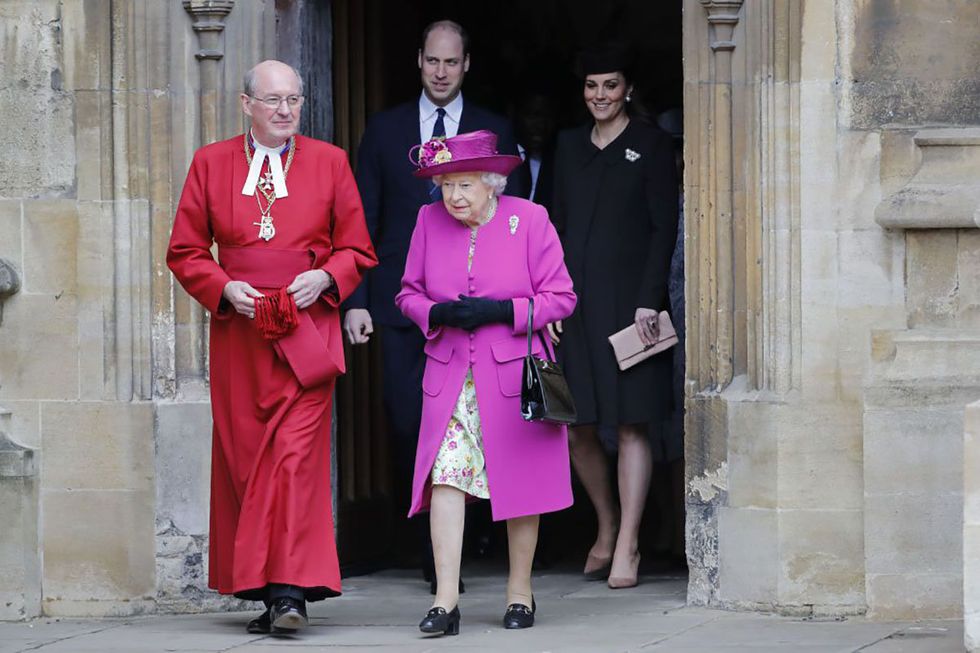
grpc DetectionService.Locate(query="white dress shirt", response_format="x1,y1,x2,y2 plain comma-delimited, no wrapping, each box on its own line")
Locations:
419,92,463,143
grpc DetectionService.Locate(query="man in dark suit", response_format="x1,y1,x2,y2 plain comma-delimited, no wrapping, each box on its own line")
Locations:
344,19,526,589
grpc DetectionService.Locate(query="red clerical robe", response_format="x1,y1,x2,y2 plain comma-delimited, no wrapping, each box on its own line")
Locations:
166,134,377,601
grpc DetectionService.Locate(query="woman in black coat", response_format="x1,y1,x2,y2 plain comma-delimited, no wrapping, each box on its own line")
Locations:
549,45,678,589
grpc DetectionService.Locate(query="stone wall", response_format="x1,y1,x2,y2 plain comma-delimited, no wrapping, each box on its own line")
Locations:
0,0,277,618
684,0,979,618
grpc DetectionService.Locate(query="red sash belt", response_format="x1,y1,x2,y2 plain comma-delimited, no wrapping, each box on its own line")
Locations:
219,246,342,388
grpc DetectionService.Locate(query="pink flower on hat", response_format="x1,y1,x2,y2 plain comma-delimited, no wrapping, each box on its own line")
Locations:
408,130,523,179
418,138,452,169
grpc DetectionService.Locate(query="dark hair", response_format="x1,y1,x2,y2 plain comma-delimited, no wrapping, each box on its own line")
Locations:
420,19,470,58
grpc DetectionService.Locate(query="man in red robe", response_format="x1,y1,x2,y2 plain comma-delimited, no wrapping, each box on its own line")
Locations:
167,60,377,634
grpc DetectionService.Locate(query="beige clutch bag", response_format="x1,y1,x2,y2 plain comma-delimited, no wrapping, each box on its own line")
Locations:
608,311,678,371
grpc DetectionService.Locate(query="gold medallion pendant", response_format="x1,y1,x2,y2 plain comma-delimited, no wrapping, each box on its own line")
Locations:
244,134,296,242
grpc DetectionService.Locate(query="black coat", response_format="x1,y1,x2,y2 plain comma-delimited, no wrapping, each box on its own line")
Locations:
553,120,678,427
346,100,527,326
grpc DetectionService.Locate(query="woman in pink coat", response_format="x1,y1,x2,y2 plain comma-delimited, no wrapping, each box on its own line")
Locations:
396,130,576,636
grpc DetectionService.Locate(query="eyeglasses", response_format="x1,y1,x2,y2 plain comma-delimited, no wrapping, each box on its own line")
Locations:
249,95,305,109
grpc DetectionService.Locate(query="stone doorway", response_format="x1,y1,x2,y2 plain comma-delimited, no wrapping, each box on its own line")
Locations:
320,0,687,574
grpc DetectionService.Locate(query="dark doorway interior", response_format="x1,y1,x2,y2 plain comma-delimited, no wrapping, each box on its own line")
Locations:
371,1,682,129
325,0,685,576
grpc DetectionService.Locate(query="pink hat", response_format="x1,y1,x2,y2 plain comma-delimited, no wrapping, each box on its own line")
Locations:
410,129,523,179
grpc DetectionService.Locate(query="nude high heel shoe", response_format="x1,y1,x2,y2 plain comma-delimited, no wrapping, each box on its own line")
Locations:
607,552,641,589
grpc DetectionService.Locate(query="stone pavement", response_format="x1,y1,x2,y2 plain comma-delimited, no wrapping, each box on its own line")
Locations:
0,568,963,652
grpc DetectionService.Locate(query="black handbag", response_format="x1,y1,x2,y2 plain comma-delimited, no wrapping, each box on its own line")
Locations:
520,298,577,425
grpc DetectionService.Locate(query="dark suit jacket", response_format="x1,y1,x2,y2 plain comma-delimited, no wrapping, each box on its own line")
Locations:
346,99,527,326
523,145,556,216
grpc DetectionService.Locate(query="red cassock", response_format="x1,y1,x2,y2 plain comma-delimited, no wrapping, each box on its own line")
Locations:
166,134,377,601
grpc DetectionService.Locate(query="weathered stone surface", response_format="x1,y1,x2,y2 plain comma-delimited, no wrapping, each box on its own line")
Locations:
22,200,78,296
0,408,40,620
863,331,976,620
847,0,980,129
40,401,154,492
1,400,40,450
864,408,963,498
154,402,211,536
154,401,222,611
41,488,156,616
876,130,980,230
963,400,980,650
0,293,78,401
0,2,75,198
686,500,721,607
957,230,980,328
0,201,21,267
865,492,961,576
777,404,864,511
718,506,778,606
778,509,865,610
866,572,962,621
75,201,112,400
726,398,776,510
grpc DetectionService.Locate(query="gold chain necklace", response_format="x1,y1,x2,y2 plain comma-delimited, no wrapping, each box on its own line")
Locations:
244,133,296,241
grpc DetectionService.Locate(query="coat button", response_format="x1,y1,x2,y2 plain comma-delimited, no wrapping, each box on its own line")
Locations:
469,332,475,339
470,343,476,352
469,356,475,364
468,285,475,292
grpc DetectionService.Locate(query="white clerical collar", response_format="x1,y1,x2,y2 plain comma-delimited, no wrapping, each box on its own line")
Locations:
242,130,289,198
419,91,463,126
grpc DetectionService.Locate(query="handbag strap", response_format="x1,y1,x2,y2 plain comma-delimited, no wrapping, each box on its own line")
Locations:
527,298,534,356
526,298,555,362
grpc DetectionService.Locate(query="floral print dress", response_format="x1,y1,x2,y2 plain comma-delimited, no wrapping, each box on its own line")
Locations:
430,224,491,499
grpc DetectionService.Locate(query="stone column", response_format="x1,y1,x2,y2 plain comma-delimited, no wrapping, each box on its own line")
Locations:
180,1,234,389
184,0,235,146
699,0,741,390
686,1,845,613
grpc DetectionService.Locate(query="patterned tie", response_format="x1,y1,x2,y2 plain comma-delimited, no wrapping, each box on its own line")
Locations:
432,107,447,139
429,108,447,200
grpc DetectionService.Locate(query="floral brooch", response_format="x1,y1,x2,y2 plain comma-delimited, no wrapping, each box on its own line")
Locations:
625,148,641,162
508,215,520,235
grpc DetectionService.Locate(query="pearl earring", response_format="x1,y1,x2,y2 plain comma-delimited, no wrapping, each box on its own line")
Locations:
626,94,633,103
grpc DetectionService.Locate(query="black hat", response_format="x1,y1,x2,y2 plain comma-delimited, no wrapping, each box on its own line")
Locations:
576,42,634,77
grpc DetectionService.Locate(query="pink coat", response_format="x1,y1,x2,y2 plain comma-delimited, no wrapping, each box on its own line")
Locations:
396,195,577,521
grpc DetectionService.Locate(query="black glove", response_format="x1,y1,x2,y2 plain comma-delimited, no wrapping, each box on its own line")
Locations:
454,295,513,331
428,296,514,331
429,301,459,328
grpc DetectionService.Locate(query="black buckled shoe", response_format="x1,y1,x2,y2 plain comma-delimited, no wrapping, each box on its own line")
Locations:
419,605,461,636
269,596,308,632
503,597,536,629
245,608,271,634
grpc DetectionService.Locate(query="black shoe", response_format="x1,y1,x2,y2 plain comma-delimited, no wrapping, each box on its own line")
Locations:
503,597,536,629
429,577,466,595
245,608,271,634
419,605,461,636
269,596,308,632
